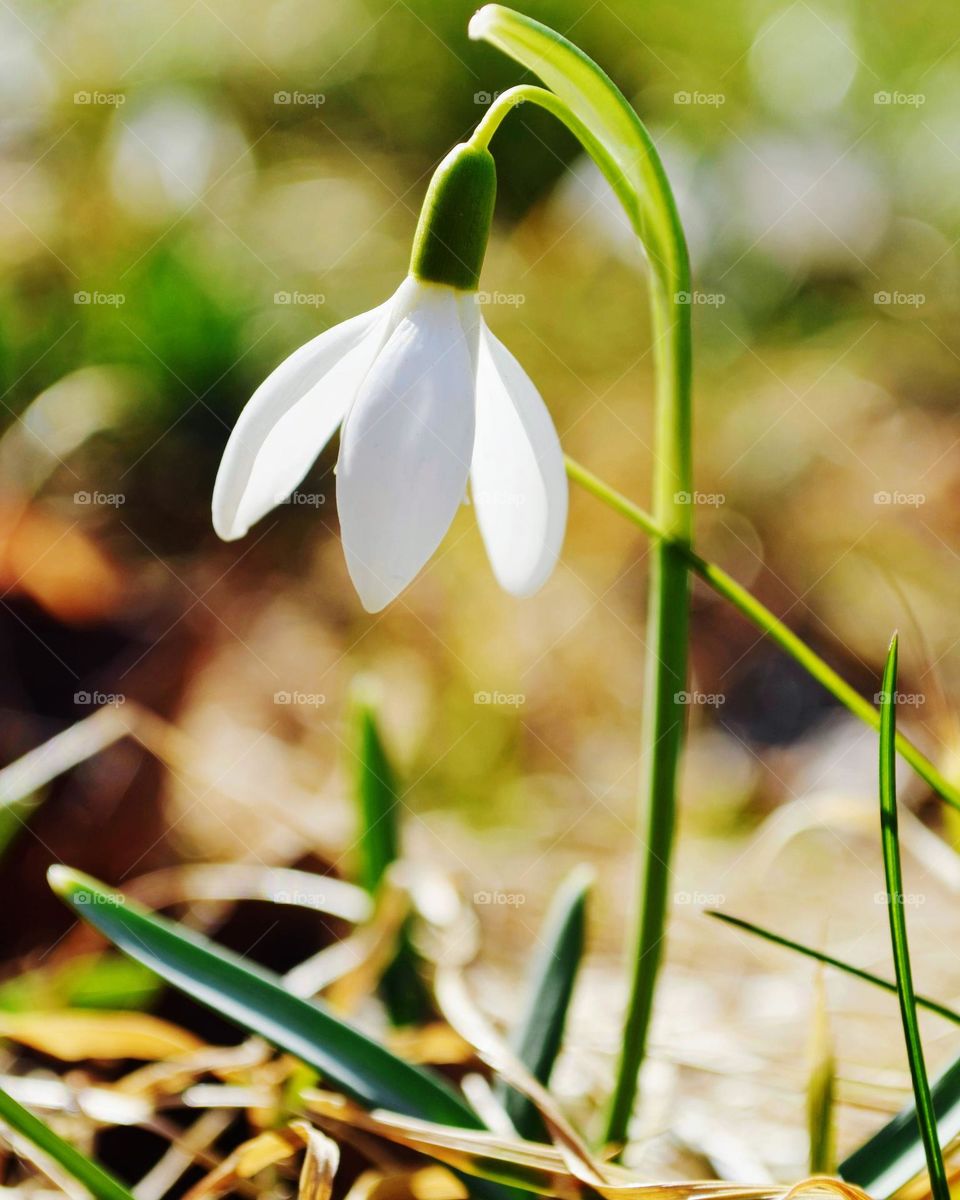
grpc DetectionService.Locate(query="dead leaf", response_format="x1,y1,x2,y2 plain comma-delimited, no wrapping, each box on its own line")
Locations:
0,1010,202,1061
183,1129,301,1200
291,1120,340,1200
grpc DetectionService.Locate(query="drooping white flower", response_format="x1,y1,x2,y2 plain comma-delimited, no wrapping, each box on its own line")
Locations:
212,142,567,613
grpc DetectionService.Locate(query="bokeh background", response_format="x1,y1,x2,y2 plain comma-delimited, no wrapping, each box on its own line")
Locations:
3,0,960,1184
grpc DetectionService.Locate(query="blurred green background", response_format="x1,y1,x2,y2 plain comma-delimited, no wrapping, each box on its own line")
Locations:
2,0,960,1056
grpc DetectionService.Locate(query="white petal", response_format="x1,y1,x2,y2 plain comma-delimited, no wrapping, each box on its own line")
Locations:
337,284,477,612
212,295,402,541
470,322,567,596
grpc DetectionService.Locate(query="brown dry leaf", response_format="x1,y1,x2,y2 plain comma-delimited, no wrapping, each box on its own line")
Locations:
432,962,606,1187
291,1120,340,1200
385,1023,473,1066
783,1179,872,1200
344,1166,468,1200
322,883,412,1012
183,1128,302,1200
182,1123,341,1200
0,1010,202,1061
115,1039,272,1099
304,1091,871,1200
304,1088,583,1199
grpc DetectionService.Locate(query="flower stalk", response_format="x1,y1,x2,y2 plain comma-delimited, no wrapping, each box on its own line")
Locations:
469,6,693,1147
605,270,691,1147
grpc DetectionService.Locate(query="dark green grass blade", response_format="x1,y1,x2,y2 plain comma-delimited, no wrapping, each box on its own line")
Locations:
708,898,960,1194
47,866,478,1128
497,865,592,1139
351,685,430,1026
840,1056,960,1197
353,685,400,895
0,1084,134,1200
844,636,949,1200
705,910,960,1026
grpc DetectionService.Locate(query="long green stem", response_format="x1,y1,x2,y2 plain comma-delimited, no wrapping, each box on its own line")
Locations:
470,71,695,1147
878,637,949,1200
603,269,691,1146
565,456,960,812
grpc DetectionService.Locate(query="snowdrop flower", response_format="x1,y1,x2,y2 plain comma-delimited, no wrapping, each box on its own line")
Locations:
213,141,567,613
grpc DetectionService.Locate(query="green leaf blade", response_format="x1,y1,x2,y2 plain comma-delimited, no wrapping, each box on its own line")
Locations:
842,636,949,1200
352,685,400,896
47,866,479,1129
0,1084,134,1200
498,865,591,1139
351,685,431,1027
705,909,960,1027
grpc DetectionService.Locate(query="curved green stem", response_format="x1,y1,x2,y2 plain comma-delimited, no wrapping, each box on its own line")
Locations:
566,457,960,812
469,12,692,1146
468,86,654,267
878,638,949,1200
474,77,692,1153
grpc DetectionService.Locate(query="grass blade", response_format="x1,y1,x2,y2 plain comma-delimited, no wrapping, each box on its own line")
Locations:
0,1083,134,1200
47,866,479,1128
705,910,960,1026
840,1056,960,1197
352,682,400,895
807,975,836,1175
846,635,949,1200
564,456,960,815
351,682,430,1026
497,866,592,1139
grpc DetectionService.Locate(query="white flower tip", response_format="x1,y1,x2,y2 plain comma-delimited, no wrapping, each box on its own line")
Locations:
211,497,248,542
490,530,564,598
468,5,500,40
499,567,555,599
344,552,401,614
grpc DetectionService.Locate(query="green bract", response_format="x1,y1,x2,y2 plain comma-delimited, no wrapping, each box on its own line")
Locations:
409,142,496,291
